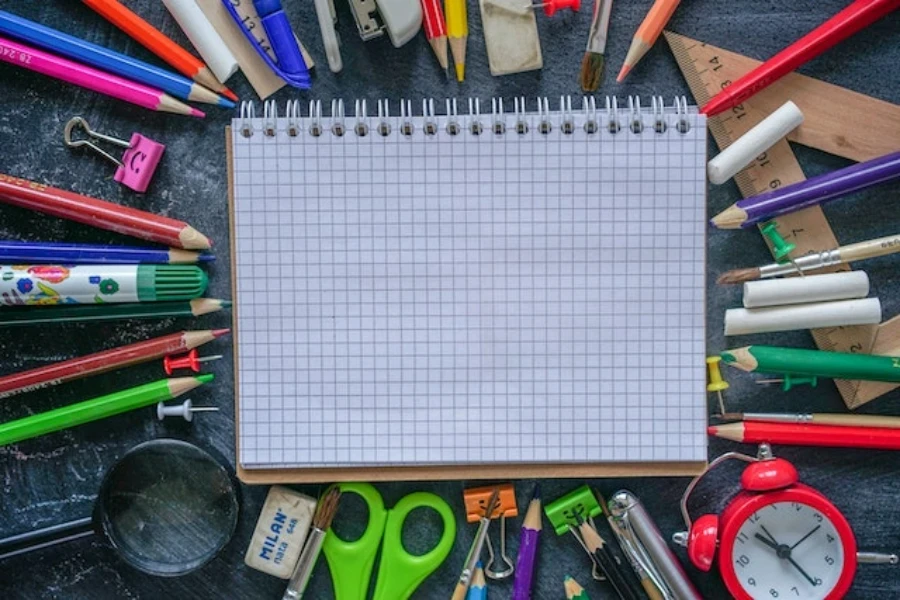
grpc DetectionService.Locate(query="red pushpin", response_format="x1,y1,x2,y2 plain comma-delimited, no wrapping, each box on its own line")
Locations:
163,349,223,374
528,0,580,17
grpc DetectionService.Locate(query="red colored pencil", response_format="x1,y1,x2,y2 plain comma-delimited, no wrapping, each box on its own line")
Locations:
0,329,229,400
420,0,449,70
81,0,237,102
701,0,900,116
0,173,211,249
709,421,900,451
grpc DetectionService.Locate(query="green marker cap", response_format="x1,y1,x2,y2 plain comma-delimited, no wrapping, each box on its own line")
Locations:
137,265,208,302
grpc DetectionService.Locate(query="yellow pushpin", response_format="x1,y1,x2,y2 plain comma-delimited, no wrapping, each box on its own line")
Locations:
706,356,729,415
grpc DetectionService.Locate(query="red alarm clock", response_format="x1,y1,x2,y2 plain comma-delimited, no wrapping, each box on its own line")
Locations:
672,444,895,600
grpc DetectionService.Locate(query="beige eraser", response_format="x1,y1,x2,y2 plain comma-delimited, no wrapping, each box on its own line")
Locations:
244,486,317,578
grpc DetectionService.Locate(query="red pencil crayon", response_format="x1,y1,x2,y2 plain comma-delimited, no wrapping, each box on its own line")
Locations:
420,0,449,70
702,0,900,116
0,173,211,249
0,329,229,400
709,421,900,451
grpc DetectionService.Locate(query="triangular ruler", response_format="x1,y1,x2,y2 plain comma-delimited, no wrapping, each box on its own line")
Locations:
666,30,900,408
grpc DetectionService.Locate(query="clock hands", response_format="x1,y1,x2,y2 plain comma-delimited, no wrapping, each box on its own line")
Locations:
754,528,819,587
791,525,821,550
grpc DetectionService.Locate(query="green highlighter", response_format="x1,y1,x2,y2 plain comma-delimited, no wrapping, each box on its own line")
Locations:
322,482,456,600
722,345,900,383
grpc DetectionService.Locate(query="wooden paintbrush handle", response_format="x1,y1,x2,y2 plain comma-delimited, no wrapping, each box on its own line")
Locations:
450,582,469,600
840,234,900,262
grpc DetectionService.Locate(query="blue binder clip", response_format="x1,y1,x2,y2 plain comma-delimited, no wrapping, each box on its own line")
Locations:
221,0,311,89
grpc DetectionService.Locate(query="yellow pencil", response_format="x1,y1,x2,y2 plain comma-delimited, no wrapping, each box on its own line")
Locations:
444,0,468,81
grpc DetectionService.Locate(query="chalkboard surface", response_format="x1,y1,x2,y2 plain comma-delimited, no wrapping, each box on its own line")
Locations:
0,1,898,598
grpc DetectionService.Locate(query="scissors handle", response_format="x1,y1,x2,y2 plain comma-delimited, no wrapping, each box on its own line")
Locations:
322,483,387,600
373,491,457,600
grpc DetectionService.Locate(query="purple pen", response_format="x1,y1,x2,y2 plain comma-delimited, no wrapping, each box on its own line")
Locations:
512,486,542,600
711,149,900,229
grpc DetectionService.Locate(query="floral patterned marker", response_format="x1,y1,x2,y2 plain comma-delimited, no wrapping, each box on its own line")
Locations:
0,264,207,306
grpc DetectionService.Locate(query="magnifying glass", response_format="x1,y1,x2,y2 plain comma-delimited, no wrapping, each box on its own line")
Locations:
0,439,240,576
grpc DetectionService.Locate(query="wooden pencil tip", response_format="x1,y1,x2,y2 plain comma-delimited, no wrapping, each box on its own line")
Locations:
710,204,748,229
616,64,630,83
190,107,206,119
222,88,239,102
212,328,231,338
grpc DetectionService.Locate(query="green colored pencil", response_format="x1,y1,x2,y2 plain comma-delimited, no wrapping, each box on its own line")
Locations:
722,346,900,383
565,575,591,600
0,298,231,327
0,375,212,446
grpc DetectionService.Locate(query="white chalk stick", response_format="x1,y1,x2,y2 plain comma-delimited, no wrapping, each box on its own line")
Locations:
244,486,316,578
725,298,882,335
707,101,804,185
163,0,239,84
743,271,870,308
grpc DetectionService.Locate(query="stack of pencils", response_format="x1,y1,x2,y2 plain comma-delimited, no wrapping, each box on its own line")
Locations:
0,7,236,117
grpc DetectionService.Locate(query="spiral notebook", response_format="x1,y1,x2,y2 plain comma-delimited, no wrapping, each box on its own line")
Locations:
228,97,708,483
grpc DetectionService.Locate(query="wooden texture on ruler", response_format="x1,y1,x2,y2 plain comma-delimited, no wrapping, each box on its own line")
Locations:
666,31,900,408
225,127,705,483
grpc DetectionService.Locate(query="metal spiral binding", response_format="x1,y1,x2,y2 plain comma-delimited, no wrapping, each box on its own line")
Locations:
236,96,694,138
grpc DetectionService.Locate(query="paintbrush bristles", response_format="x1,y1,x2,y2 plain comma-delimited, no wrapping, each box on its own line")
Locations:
313,488,341,530
579,52,605,92
717,267,761,285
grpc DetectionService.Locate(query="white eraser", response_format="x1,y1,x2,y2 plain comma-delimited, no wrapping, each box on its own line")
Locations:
725,297,882,335
163,0,239,83
708,100,804,185
742,271,869,308
244,486,317,579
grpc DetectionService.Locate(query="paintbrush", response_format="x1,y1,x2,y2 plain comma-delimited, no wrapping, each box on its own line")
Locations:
579,0,614,92
717,233,900,284
282,487,341,600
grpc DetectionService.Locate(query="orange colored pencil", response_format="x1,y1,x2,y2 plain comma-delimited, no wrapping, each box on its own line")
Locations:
81,0,237,101
617,0,681,82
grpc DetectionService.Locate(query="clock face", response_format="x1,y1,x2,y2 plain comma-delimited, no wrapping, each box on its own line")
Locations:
728,500,846,600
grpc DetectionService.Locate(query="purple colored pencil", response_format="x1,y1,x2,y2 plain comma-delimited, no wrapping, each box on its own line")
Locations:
512,486,542,600
711,150,900,229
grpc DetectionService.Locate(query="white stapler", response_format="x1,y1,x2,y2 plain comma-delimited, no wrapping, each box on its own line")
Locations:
347,0,422,47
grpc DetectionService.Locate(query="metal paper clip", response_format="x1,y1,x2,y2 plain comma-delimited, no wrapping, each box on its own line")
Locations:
544,485,605,581
463,484,518,580
63,117,164,193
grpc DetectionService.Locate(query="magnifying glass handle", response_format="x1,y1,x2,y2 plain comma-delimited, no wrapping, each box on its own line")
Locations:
0,516,95,561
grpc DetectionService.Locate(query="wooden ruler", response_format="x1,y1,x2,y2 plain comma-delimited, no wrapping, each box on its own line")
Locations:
666,31,900,409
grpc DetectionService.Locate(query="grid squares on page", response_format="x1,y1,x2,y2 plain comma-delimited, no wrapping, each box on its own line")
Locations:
232,107,708,468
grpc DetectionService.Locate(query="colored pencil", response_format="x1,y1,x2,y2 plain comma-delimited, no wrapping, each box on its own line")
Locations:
578,521,640,600
708,421,900,451
0,265,207,305
721,412,900,429
617,0,681,82
0,329,228,400
701,0,900,116
711,150,900,229
0,375,213,447
722,345,900,384
0,241,213,265
0,35,203,117
421,0,449,70
466,562,487,600
445,0,468,82
0,298,231,327
0,173,211,249
565,576,591,600
717,233,900,284
0,10,232,108
81,0,237,101
512,486,542,600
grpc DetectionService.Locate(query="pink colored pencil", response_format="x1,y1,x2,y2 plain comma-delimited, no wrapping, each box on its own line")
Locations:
0,34,203,117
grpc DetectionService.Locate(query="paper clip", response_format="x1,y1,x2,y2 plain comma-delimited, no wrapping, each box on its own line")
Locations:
463,484,518,580
544,485,604,581
64,117,164,193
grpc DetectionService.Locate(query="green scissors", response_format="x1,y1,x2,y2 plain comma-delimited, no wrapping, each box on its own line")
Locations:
322,482,457,600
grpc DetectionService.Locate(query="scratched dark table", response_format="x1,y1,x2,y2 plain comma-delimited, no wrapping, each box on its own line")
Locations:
1,1,899,598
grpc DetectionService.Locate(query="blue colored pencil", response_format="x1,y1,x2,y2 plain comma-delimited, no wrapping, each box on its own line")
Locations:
0,10,234,109
0,241,214,264
466,561,487,600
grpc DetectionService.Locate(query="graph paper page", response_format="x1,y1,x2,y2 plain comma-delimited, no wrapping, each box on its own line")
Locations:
232,105,708,468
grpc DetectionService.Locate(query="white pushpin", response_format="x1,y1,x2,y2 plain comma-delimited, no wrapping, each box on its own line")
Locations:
156,399,219,422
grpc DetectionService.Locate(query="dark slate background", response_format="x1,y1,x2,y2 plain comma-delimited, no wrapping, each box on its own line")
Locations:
0,1,898,598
